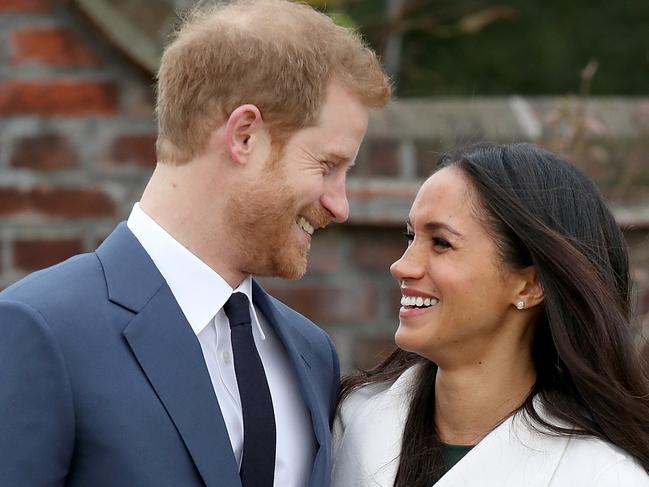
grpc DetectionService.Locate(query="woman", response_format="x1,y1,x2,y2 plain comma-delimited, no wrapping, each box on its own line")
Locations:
332,143,649,486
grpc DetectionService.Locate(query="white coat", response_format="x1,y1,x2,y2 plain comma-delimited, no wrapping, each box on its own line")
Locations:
332,365,649,487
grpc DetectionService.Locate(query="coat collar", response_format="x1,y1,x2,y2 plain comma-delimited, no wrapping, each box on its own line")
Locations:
435,399,571,487
336,364,571,487
96,222,163,313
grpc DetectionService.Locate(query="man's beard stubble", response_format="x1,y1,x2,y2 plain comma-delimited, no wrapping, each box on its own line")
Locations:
225,167,328,280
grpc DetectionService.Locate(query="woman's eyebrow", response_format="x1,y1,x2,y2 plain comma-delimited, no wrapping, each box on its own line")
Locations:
406,219,463,238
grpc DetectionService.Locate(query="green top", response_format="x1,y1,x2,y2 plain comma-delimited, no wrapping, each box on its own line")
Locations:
440,442,475,476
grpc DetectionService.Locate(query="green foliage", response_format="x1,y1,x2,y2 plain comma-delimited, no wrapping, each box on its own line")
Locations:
304,0,357,28
319,0,649,96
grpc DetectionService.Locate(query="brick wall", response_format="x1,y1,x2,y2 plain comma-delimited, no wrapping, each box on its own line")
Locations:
0,0,157,282
1,1,648,372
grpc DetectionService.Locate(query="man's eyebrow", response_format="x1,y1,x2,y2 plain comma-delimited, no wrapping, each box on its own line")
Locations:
405,219,463,237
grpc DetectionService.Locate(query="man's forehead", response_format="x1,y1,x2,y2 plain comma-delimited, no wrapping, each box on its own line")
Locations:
297,125,358,157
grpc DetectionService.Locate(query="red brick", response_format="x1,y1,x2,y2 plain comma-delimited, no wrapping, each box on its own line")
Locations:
10,28,98,67
0,80,118,116
0,0,51,12
305,233,342,273
123,85,155,119
0,188,25,214
351,233,406,272
268,283,378,323
352,335,398,370
13,238,83,271
10,134,78,170
366,139,401,177
109,134,157,167
0,186,116,218
346,182,417,202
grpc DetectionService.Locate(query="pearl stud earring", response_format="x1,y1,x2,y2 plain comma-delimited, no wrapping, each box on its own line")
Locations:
516,301,525,310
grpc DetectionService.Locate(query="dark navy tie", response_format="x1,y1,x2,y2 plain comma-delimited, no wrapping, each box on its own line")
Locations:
223,292,276,487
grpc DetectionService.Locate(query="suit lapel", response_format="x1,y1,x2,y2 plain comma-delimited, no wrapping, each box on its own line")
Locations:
252,280,328,451
97,223,242,487
123,287,242,487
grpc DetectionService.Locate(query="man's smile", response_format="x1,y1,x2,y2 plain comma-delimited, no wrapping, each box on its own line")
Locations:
296,215,315,236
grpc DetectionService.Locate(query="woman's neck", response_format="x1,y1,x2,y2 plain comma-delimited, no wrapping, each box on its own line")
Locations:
433,354,536,446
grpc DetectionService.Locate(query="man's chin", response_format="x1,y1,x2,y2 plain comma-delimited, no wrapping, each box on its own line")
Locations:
271,248,309,279
247,251,308,280
273,257,308,280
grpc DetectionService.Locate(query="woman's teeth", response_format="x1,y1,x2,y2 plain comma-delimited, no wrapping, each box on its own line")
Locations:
297,216,314,235
400,295,440,308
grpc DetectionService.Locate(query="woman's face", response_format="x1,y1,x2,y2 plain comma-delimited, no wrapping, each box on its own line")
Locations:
390,167,533,367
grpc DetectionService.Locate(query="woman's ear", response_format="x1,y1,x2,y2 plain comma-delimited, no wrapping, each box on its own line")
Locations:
513,266,544,310
224,104,265,165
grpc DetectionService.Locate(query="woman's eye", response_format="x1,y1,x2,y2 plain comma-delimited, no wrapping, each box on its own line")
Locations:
433,237,451,249
403,232,414,246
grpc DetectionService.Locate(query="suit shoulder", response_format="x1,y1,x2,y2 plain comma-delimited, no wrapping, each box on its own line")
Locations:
0,252,105,311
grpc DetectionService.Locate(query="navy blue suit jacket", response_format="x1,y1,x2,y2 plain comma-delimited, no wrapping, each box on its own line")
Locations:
0,223,340,487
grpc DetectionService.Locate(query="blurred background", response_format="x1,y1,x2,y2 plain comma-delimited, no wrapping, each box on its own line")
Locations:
0,0,647,371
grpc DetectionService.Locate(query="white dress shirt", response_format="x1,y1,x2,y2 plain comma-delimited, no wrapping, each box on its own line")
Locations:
127,203,315,486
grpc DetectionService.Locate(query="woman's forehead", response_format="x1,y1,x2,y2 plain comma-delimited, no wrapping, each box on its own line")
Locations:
410,168,477,222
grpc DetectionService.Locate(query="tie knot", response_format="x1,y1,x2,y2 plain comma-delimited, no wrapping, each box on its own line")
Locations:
224,292,251,328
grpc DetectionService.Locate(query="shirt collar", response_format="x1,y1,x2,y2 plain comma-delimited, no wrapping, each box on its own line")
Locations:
126,203,265,339
231,277,266,340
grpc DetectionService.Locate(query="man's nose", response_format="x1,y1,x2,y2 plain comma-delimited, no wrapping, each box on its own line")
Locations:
321,176,349,223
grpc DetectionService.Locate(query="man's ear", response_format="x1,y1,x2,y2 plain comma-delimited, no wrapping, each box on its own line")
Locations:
513,266,544,310
224,104,266,165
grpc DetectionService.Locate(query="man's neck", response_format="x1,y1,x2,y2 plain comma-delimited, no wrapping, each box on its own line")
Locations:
139,162,247,289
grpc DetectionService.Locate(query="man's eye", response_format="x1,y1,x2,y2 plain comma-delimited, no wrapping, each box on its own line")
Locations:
433,237,451,249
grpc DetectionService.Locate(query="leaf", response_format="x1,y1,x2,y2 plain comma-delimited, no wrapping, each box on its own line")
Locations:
458,6,516,34
302,1,356,28
328,11,358,29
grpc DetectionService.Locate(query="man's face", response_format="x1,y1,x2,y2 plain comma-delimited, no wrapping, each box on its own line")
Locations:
227,81,369,279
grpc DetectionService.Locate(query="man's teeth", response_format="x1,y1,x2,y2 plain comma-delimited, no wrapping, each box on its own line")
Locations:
297,216,314,235
400,295,440,308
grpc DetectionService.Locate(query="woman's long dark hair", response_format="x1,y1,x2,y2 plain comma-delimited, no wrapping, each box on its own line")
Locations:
340,143,649,486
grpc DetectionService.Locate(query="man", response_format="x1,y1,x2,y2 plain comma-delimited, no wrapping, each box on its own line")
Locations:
0,1,390,486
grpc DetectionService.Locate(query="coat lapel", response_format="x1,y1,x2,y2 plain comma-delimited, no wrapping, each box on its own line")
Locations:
331,365,418,487
435,402,570,487
97,223,242,487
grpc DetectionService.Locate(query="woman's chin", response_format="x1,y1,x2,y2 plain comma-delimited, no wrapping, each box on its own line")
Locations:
395,325,447,363
395,326,424,356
